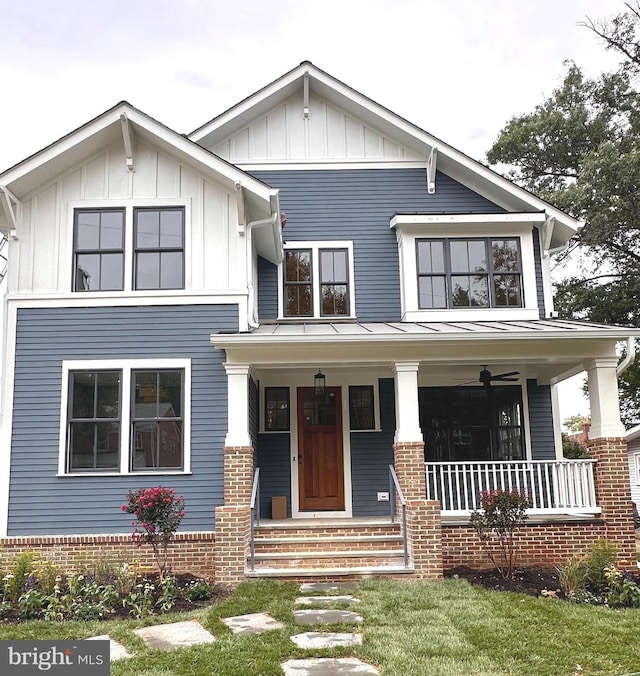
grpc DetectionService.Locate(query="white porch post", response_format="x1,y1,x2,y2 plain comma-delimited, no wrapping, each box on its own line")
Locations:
223,363,252,447
585,357,625,439
393,361,422,443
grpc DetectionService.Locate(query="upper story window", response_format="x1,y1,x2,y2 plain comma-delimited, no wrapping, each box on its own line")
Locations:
134,208,184,290
60,359,191,475
74,209,125,291
391,214,542,322
72,205,185,293
280,241,355,319
417,238,522,309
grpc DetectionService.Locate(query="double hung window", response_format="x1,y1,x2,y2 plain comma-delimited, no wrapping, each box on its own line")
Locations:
282,243,353,318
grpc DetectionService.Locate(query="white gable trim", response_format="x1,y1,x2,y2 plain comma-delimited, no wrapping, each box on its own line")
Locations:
190,62,580,248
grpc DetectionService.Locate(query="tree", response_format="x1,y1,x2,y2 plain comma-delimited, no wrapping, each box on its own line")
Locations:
563,414,591,434
486,3,640,426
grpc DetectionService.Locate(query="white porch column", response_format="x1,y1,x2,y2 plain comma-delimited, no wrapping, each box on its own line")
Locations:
393,361,422,443
223,363,252,447
585,357,625,439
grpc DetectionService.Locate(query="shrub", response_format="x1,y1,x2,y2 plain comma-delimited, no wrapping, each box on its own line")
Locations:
6,551,38,602
121,486,185,578
562,434,590,459
470,489,529,579
182,578,213,602
583,539,618,594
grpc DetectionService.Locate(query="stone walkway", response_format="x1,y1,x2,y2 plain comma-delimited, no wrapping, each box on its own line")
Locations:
88,579,379,674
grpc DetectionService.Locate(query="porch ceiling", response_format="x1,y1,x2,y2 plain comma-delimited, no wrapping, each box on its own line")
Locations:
212,319,640,385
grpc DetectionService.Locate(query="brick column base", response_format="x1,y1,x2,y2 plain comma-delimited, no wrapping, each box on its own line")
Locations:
587,437,636,568
214,505,250,585
406,499,442,579
393,441,426,503
223,446,254,505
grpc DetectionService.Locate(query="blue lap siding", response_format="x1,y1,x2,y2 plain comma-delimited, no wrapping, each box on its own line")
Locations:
250,168,550,322
527,380,557,460
9,304,237,536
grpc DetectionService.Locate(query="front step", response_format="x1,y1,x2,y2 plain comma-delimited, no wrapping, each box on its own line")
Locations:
247,519,413,578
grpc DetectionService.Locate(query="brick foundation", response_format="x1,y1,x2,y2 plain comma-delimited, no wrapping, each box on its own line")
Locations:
442,521,609,570
0,532,216,577
406,499,442,578
586,437,636,567
214,505,250,585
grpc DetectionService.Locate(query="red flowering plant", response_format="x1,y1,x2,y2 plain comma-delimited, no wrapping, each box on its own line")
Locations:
121,486,185,578
469,488,529,580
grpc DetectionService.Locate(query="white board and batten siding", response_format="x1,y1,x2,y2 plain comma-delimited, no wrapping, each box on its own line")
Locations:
628,427,640,507
9,138,243,296
208,91,424,164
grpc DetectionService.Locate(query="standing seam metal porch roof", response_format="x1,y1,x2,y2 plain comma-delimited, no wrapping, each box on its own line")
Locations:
212,319,640,345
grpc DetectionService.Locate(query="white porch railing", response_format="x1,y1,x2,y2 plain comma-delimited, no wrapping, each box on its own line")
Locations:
425,460,599,515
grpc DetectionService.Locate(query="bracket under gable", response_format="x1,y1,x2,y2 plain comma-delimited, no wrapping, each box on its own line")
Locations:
236,182,246,235
542,216,555,253
120,114,135,172
426,147,437,194
0,185,20,237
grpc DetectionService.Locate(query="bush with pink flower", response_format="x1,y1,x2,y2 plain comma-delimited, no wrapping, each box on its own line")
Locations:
121,486,185,578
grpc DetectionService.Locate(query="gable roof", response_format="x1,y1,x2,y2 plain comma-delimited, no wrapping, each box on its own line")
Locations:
190,61,579,250
0,101,280,247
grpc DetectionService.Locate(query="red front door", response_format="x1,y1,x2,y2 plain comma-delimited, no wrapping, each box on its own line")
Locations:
297,387,344,511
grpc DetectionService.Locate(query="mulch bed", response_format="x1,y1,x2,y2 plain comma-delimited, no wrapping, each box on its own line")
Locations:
445,565,564,598
0,573,233,624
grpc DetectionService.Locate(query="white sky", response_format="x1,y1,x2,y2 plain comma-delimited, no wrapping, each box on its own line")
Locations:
0,0,625,423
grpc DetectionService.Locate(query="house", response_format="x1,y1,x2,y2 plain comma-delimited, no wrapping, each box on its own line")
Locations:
0,62,638,583
627,426,640,510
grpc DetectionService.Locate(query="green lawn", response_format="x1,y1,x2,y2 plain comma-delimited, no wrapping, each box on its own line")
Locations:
1,578,639,676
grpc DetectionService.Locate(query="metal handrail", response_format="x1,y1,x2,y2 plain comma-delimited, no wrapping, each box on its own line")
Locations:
388,465,409,568
249,467,260,572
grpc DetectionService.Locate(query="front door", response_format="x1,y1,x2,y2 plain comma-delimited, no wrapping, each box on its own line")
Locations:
297,387,344,511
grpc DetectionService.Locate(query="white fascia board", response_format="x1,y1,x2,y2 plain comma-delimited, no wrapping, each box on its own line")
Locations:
390,213,547,229
188,61,579,241
0,104,274,210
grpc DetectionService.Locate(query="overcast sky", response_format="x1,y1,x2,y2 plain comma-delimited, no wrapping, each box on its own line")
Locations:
0,0,626,419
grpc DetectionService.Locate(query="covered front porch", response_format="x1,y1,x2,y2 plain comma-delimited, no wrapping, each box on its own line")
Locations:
211,319,637,582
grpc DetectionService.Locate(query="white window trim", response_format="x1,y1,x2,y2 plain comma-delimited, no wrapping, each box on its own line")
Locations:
67,199,191,295
58,358,191,476
393,218,540,322
277,240,356,320
635,452,640,485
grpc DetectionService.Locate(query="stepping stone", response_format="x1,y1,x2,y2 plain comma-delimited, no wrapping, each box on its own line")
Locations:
293,609,363,625
300,581,359,593
134,620,216,651
290,631,363,649
222,612,284,634
282,657,379,675
86,635,132,661
295,595,360,605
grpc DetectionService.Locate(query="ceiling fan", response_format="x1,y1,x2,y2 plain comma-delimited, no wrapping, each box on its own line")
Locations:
478,365,520,387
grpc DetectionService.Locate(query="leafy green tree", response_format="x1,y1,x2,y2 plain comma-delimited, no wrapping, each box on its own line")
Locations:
486,4,640,425
563,414,591,434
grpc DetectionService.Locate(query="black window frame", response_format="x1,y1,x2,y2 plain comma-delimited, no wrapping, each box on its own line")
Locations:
418,385,525,462
319,248,350,317
67,369,122,473
264,387,290,431
131,368,185,471
73,208,125,292
349,385,375,431
416,237,523,309
283,246,351,318
133,207,185,291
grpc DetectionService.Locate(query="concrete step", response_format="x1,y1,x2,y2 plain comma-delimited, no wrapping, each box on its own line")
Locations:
246,564,415,579
253,535,404,553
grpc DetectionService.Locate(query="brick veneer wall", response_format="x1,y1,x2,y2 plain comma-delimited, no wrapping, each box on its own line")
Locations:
442,521,608,570
407,499,442,578
223,445,255,504
0,532,216,577
586,437,636,567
